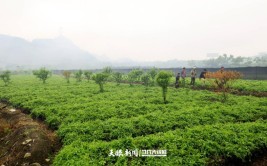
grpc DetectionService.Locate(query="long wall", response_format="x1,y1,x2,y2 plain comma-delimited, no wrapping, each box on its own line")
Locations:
159,67,267,80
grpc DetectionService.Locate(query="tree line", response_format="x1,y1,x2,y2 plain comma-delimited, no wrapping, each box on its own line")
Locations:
0,67,241,104
188,54,267,67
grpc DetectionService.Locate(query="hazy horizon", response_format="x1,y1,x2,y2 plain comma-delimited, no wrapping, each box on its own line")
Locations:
1,0,267,61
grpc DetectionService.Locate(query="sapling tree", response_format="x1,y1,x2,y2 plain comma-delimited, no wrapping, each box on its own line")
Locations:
0,70,11,86
103,67,113,75
62,71,71,83
75,70,83,82
113,72,123,85
205,70,242,102
156,71,173,104
102,66,113,82
148,67,158,85
84,71,93,82
141,73,151,88
127,71,135,86
127,69,144,86
94,73,109,92
133,69,143,82
33,68,51,84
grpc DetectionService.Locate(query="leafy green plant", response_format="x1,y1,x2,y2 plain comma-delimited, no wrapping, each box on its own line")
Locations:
127,69,144,86
0,70,11,86
62,71,71,83
103,66,113,75
74,70,83,82
93,73,109,92
156,71,173,103
84,71,93,82
141,73,151,88
113,72,123,85
148,67,158,85
33,68,51,83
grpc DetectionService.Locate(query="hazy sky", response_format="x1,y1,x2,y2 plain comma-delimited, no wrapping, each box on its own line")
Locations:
0,0,267,61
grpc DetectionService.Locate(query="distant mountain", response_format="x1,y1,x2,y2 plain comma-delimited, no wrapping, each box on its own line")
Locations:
0,34,187,70
0,34,98,69
0,34,266,70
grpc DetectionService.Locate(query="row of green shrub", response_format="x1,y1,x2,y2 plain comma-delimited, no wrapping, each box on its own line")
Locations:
54,121,267,166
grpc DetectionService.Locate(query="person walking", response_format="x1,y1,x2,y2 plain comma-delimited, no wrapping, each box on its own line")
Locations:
181,67,186,87
175,73,180,88
190,67,197,86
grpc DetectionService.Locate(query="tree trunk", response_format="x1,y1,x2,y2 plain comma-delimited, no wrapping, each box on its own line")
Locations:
99,83,104,92
162,87,167,104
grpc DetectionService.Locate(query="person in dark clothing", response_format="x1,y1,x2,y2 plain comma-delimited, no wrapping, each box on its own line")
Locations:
181,67,186,87
175,73,180,88
199,69,207,85
199,69,207,79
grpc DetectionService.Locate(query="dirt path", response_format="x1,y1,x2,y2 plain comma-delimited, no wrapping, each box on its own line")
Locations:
0,103,61,166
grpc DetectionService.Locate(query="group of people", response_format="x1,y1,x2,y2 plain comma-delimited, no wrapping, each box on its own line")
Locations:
175,67,208,88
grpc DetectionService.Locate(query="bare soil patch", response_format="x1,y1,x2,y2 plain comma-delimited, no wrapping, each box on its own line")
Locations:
0,103,61,166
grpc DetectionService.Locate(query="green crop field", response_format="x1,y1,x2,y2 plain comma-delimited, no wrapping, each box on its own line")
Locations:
231,80,267,92
0,75,266,165
177,77,267,92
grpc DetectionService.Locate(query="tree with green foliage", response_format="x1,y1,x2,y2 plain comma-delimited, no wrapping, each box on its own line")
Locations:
62,71,71,83
127,69,144,86
148,67,158,85
127,71,135,86
0,70,11,86
113,72,123,85
102,66,113,82
33,68,51,84
84,71,93,82
133,69,143,81
75,70,83,82
103,66,113,75
156,71,173,103
141,73,151,88
93,73,109,92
